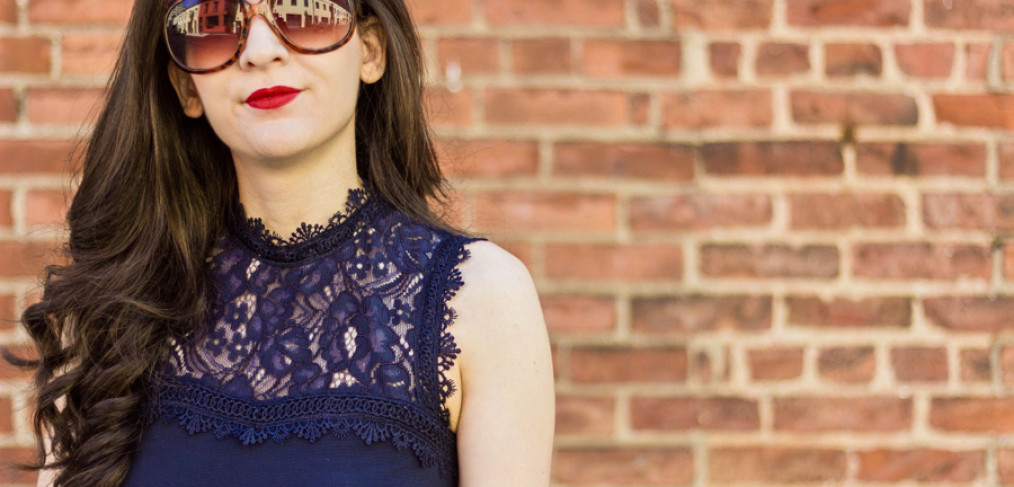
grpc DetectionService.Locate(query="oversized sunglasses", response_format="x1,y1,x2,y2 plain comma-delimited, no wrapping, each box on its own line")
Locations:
164,0,357,74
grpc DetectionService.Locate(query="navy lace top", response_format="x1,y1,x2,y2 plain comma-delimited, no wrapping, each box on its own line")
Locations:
122,188,478,487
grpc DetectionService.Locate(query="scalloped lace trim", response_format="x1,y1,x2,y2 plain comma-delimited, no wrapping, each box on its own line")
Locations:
143,379,458,480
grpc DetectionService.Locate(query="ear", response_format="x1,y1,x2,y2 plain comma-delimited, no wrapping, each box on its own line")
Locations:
167,63,205,118
358,18,387,84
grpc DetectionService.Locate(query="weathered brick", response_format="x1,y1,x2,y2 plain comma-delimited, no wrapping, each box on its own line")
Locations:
553,448,694,485
792,91,918,125
631,397,759,431
857,142,986,177
424,88,473,128
853,244,990,280
789,193,905,229
1004,41,1014,80
555,396,614,435
437,37,499,76
924,0,1014,30
788,296,911,328
710,447,847,483
486,0,626,27
582,39,680,77
546,243,682,281
485,88,627,126
0,446,37,484
554,142,695,181
0,0,14,24
826,43,882,77
511,38,572,74
960,348,991,382
819,347,876,383
26,87,105,125
436,139,538,178
631,194,771,231
749,347,804,381
857,449,984,482
671,0,773,29
29,0,131,24
703,141,844,176
1003,347,1014,385
632,295,772,334
1001,449,1014,484
756,42,810,76
0,37,52,73
663,90,772,129
636,0,660,27
1001,143,1014,181
0,344,37,380
787,0,910,26
570,347,687,383
0,139,79,174
710,42,741,78
0,294,17,331
700,244,839,279
0,190,11,228
472,191,615,233
931,398,1014,432
61,33,122,76
966,43,992,81
25,189,68,228
924,193,1014,230
0,88,14,122
0,396,11,433
406,0,471,25
925,297,1014,332
0,241,62,278
774,396,912,431
541,295,615,334
934,94,1014,129
896,43,955,78
893,347,948,382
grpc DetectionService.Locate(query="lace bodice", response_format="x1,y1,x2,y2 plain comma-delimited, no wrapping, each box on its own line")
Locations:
135,188,477,484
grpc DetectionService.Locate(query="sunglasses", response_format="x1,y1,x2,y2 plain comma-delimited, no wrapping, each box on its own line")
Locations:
164,0,358,74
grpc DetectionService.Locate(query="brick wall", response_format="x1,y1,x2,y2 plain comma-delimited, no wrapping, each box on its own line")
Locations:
1,0,1013,485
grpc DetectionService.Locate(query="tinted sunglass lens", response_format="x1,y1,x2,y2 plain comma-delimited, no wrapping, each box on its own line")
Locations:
273,0,354,51
166,0,243,71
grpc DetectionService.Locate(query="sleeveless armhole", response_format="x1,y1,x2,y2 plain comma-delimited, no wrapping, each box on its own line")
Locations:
416,235,484,428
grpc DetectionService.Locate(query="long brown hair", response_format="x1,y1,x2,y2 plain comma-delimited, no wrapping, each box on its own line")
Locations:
2,0,452,485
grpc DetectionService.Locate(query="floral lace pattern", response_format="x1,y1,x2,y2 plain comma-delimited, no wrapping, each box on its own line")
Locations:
143,188,478,481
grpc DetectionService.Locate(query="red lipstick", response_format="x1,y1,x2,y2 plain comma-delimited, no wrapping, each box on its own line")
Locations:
246,86,301,110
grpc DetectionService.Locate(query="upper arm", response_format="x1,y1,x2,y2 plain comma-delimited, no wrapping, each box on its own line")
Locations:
450,241,555,486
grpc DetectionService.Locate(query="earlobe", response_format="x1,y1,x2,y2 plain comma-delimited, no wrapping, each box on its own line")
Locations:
359,19,387,84
167,63,205,118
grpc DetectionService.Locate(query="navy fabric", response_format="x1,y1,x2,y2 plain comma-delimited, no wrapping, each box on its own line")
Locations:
123,188,475,486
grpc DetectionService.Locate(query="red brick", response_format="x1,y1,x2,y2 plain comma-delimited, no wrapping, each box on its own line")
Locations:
710,447,846,483
0,139,79,174
29,0,131,24
935,94,1014,129
0,37,51,73
756,43,810,76
495,241,534,270
931,398,1014,432
671,0,773,29
436,139,538,178
749,347,803,381
0,241,61,278
853,243,990,280
546,243,682,281
0,396,11,433
1005,42,1014,80
0,446,38,484
406,0,471,25
925,297,1014,332
0,0,14,24
61,33,121,76
1006,243,1014,279
0,343,37,380
473,191,615,233
553,448,693,485
424,88,472,128
485,88,626,126
792,91,918,125
924,194,1014,230
486,0,625,27
892,347,947,382
857,142,986,177
629,93,650,125
631,397,759,431
25,189,68,228
511,38,572,74
1002,143,1014,180
826,43,882,77
26,87,104,125
896,43,955,78
967,43,991,81
960,348,991,382
0,88,15,123
1003,347,1014,385
555,396,614,435
631,194,771,232
857,449,984,482
554,142,695,181
570,347,687,383
787,0,910,26
924,0,1014,30
789,193,905,229
582,39,680,78
788,296,911,328
703,141,844,176
1001,449,1014,484
437,38,499,76
541,295,615,334
0,294,17,330
636,0,660,27
819,347,875,383
662,90,772,129
0,190,11,228
700,244,839,279
774,396,912,431
632,295,771,335
709,42,740,78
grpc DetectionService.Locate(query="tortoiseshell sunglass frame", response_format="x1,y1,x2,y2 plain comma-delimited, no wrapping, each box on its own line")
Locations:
164,0,359,74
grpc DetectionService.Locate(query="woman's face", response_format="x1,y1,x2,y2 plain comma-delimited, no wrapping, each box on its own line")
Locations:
168,11,386,165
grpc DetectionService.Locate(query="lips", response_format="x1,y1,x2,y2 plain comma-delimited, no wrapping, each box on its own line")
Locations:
246,86,302,110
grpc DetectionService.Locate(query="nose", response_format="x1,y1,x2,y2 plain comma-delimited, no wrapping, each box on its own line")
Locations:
238,14,290,69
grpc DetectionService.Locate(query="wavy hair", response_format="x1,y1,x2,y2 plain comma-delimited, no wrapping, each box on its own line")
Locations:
2,0,450,485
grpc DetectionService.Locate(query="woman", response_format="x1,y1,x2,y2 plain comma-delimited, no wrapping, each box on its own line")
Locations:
6,0,555,485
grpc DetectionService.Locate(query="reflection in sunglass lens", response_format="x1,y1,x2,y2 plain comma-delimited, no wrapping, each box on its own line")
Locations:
274,0,354,50
166,0,243,71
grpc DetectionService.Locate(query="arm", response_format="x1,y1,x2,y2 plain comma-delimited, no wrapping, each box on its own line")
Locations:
451,241,555,486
